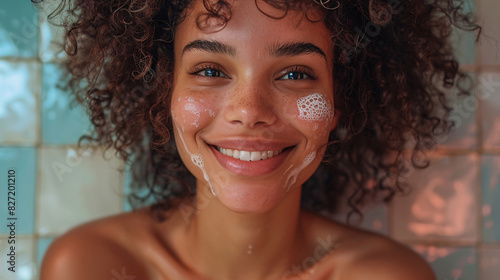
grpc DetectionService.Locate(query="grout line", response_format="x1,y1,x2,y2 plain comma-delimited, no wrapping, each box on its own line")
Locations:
33,10,44,273
476,0,485,278
0,56,41,63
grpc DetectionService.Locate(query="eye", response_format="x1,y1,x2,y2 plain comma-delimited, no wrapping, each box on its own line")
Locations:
278,66,317,80
189,64,230,79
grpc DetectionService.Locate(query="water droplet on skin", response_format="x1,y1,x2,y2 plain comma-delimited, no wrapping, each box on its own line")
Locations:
247,244,253,254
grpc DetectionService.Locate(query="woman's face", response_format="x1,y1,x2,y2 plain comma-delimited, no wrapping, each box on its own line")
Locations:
171,0,336,213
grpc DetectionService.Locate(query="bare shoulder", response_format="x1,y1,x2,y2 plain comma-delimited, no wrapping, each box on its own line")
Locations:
39,209,153,280
328,223,436,280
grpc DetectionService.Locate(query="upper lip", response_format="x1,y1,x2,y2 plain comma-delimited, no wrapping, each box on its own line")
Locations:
206,139,297,151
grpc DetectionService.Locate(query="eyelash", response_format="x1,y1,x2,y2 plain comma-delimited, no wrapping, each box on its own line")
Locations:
188,64,227,78
188,64,317,80
280,66,317,80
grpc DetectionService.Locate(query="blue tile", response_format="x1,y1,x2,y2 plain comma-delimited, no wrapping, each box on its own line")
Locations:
41,63,91,145
0,2,39,57
437,73,477,150
38,1,68,63
451,27,477,65
480,247,500,280
37,237,54,269
0,147,36,235
482,156,500,242
0,61,39,144
0,237,36,280
480,0,500,66
123,164,157,212
450,0,476,65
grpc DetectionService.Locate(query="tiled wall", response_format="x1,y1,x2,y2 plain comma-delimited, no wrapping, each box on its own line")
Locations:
0,0,498,279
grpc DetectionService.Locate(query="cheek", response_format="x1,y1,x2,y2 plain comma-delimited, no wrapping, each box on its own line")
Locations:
286,93,334,137
171,96,217,132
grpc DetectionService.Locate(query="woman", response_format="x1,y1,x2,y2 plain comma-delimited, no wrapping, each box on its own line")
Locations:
37,0,480,279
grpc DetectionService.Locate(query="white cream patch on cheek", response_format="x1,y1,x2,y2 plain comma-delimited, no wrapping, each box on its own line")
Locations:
172,117,216,197
284,150,317,192
183,103,201,127
297,93,333,122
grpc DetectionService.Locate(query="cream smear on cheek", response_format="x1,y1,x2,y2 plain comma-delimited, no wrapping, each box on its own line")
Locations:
283,93,334,192
284,150,317,192
173,121,216,197
173,97,217,197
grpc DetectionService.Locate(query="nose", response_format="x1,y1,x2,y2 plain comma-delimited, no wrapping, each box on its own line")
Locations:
223,81,278,128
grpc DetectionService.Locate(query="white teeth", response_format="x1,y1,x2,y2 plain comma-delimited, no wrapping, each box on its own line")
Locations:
261,151,268,160
216,146,284,161
240,151,251,161
251,151,260,161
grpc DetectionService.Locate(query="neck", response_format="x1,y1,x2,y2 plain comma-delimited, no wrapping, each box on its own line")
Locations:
183,182,305,280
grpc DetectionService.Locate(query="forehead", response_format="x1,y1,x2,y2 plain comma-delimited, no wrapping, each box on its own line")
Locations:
174,0,333,58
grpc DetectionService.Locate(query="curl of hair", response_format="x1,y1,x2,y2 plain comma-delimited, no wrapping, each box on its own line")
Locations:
32,0,481,223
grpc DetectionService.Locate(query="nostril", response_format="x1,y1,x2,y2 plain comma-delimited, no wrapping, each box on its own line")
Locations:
224,103,278,128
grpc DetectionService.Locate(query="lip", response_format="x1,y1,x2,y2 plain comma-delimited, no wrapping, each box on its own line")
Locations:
208,140,296,177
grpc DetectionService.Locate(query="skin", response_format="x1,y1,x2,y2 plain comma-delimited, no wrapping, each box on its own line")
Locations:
40,1,437,280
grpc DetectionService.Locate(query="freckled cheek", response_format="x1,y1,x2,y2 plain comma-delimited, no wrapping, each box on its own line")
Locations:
279,93,334,136
170,96,218,131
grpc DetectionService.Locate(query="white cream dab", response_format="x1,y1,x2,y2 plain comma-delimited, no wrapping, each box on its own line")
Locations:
183,103,200,127
247,244,253,254
204,108,215,117
173,119,216,197
297,93,333,122
284,151,317,192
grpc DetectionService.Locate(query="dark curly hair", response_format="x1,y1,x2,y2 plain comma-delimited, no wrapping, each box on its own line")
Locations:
33,0,481,223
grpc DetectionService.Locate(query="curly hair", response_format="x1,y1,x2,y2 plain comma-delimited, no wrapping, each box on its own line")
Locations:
33,0,481,223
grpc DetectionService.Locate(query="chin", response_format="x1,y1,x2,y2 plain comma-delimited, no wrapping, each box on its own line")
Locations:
215,183,290,214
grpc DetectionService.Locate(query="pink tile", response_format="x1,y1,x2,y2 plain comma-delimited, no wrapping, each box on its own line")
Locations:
392,155,478,242
330,200,388,235
413,245,478,280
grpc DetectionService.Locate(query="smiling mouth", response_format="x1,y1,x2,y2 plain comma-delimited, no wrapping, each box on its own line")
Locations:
210,145,294,162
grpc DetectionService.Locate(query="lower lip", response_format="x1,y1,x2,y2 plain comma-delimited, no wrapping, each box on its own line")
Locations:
210,145,293,177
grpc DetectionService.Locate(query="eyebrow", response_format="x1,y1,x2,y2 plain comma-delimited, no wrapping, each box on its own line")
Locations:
182,40,237,57
181,40,327,63
269,42,327,62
